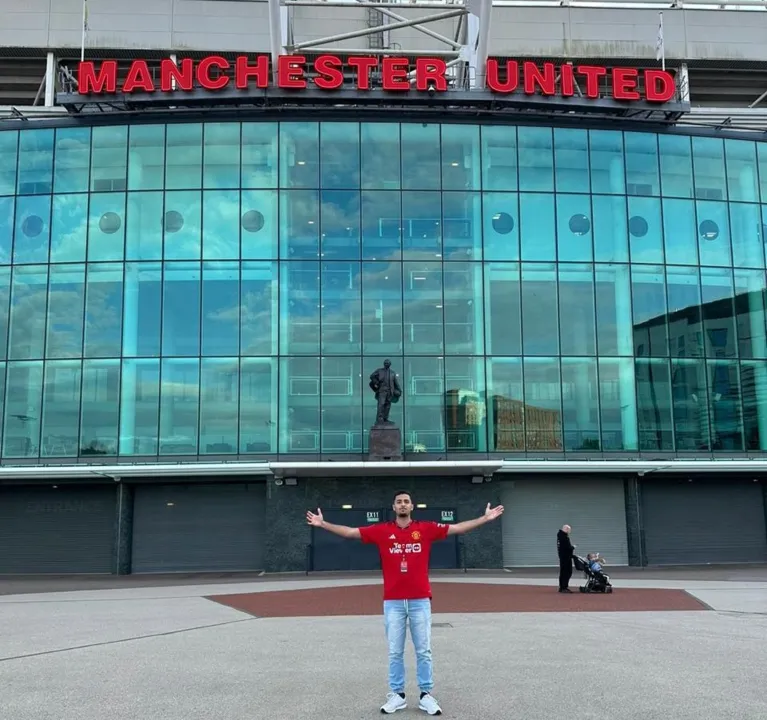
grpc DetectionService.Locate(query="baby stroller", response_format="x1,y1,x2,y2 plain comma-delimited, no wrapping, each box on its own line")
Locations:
573,555,613,594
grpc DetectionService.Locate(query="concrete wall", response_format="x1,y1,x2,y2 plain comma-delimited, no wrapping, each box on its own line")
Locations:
2,0,767,63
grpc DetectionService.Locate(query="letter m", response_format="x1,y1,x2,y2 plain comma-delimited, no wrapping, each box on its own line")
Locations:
78,61,118,94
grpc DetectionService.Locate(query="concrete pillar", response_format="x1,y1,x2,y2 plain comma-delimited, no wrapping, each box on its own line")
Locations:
624,476,645,567
113,482,134,575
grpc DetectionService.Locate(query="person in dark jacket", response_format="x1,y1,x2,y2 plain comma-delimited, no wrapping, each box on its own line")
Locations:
557,524,575,593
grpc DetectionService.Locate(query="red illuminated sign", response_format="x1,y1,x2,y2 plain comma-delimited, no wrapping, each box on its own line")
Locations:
77,54,676,104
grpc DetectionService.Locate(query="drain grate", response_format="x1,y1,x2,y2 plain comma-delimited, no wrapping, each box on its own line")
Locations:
432,623,453,628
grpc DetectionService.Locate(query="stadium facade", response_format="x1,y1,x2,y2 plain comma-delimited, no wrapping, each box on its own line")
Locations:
0,0,766,575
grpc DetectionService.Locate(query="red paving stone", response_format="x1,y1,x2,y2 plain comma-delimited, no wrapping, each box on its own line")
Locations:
207,582,708,616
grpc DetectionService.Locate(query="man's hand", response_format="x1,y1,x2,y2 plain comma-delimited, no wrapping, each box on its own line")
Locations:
306,508,324,527
484,503,504,521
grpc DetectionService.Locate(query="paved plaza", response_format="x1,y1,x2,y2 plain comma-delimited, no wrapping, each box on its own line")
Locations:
0,569,765,720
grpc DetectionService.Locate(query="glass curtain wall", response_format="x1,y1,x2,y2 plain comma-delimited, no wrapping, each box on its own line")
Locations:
0,121,766,459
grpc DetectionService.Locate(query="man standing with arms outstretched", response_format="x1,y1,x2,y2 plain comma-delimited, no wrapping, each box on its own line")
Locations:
306,491,504,715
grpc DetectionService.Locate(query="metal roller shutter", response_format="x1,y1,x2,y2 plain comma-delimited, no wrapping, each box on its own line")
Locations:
0,485,117,574
642,480,767,565
500,478,629,567
131,483,266,573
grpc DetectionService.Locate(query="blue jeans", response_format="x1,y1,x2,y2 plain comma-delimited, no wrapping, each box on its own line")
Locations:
383,598,433,694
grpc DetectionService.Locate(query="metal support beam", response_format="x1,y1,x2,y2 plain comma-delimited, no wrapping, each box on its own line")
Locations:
268,0,284,84
45,52,56,107
468,0,492,89
749,88,767,109
363,3,465,50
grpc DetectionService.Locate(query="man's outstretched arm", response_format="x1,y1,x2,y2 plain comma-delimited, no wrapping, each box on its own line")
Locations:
306,508,361,540
447,503,504,536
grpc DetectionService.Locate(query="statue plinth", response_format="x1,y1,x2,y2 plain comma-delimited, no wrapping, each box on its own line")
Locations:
369,424,403,461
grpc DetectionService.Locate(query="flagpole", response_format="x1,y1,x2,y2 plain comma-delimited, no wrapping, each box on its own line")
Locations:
81,0,87,62
658,11,665,72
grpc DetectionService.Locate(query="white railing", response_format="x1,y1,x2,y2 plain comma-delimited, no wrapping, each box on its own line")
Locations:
288,0,767,11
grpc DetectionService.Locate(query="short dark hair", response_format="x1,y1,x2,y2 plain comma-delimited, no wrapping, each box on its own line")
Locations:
392,490,412,503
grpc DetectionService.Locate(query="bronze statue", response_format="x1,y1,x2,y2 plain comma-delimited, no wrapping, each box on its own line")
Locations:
369,359,402,425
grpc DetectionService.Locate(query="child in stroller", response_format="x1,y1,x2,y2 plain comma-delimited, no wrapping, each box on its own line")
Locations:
572,552,613,593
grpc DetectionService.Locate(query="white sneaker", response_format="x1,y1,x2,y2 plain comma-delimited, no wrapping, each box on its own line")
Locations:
380,692,407,714
419,693,442,715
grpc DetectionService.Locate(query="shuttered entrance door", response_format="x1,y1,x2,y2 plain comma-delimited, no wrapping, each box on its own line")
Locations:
0,485,117,574
131,483,266,573
500,478,629,567
642,480,767,565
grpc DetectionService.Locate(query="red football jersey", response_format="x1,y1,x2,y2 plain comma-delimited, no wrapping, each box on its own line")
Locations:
359,520,450,601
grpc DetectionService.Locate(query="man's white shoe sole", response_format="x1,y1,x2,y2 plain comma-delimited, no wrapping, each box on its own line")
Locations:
418,700,442,716
380,699,407,714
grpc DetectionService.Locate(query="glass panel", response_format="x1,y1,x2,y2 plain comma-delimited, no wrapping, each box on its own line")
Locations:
523,357,562,451
561,357,599,451
46,264,85,359
484,263,520,355
483,192,518,261
199,357,239,454
592,195,628,263
119,358,160,455
692,136,727,201
165,123,202,190
280,261,320,355
159,358,200,455
50,194,87,263
0,267,9,358
598,357,638,451
441,124,480,191
624,132,659,196
730,203,763,269
0,196,13,264
725,140,759,203
522,262,558,355
671,358,711,450
321,190,361,260
9,265,48,360
481,125,517,192
126,191,163,261
445,356,487,452
202,190,239,260
162,262,201,357
486,357,524,451
741,360,767,451
696,200,730,267
280,356,320,453
444,263,484,355
443,192,481,260
595,264,633,356
658,134,693,199
734,268,767,359
241,189,278,260
631,264,668,357
401,123,440,191
635,358,673,450
361,123,400,190
321,356,363,453
163,190,201,260
123,263,162,358
404,261,443,354
54,127,91,194
321,122,359,189
628,196,663,264
3,361,43,458
361,191,401,261
520,194,555,261
17,129,54,195
0,131,18,196
701,267,736,359
128,124,165,191
322,261,361,355
80,359,119,456
362,261,402,356
558,263,596,356
402,191,442,261
242,122,278,188
41,360,81,458
589,130,624,195
518,127,553,192
239,358,277,453
88,192,126,262
14,194,51,264
241,261,278,355
280,190,318,260
90,126,127,193
556,194,593,262
203,122,240,189
280,122,319,189
707,360,743,450
662,198,698,266
554,128,589,194
202,261,239,356
404,356,444,452
758,144,767,202
666,265,702,358
362,355,404,450
84,263,123,358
